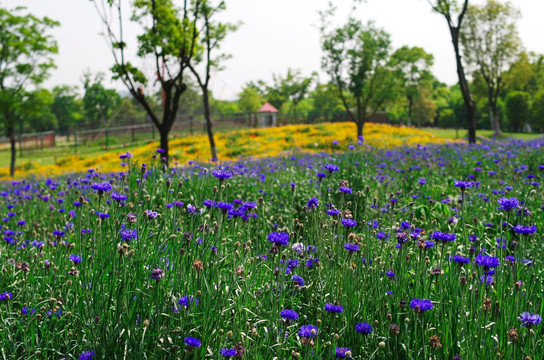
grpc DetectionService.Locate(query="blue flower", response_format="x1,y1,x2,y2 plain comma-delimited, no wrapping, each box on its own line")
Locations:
324,303,343,313
355,322,373,334
344,243,359,252
324,163,339,173
184,337,202,347
307,197,319,209
410,298,433,313
178,296,199,309
298,324,318,338
497,197,519,212
519,312,542,328
79,351,95,360
341,219,357,227
514,224,537,236
335,347,352,358
268,232,290,246
475,254,500,269
220,348,236,357
291,275,305,287
69,254,82,265
212,169,233,181
280,309,299,320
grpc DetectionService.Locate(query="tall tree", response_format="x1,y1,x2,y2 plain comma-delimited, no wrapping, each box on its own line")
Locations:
389,46,434,127
321,19,394,137
91,0,204,161
51,86,84,136
0,7,58,176
238,86,263,113
270,69,315,115
461,0,521,136
188,0,238,160
82,72,122,128
428,0,477,143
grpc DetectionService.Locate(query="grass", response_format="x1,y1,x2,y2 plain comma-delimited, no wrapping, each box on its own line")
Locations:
426,127,543,140
0,136,543,359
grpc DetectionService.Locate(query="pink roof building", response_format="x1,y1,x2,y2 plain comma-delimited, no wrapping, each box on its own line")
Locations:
257,102,279,127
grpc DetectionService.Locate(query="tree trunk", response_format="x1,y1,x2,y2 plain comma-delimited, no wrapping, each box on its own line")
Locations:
9,126,16,177
356,120,364,137
159,125,169,161
489,100,501,137
451,27,477,144
202,91,218,160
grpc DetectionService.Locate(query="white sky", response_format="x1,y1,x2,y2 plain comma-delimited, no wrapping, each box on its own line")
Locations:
2,0,544,100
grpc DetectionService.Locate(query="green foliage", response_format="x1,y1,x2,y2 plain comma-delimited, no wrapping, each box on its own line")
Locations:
321,18,395,135
505,91,530,132
237,86,264,113
82,72,122,128
51,86,84,134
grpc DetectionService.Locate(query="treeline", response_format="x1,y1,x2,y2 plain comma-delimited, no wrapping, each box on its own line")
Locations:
7,51,544,135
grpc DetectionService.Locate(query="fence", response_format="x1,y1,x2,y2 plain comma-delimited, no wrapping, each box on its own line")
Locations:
0,111,389,153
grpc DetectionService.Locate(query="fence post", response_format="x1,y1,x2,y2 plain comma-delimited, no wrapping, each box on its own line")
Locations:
74,131,78,154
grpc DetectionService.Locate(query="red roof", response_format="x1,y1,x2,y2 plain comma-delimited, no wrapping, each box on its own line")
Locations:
257,102,279,113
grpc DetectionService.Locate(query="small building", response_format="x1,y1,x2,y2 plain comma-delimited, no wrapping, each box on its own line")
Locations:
257,102,279,127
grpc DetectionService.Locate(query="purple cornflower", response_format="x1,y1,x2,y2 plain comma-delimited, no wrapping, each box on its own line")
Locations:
341,218,357,227
475,254,500,270
69,254,82,265
212,169,233,182
150,267,165,280
299,324,318,338
453,255,470,265
335,347,352,358
91,182,112,194
519,312,542,328
386,270,395,279
514,224,537,236
323,163,339,174
220,348,236,357
307,197,319,209
78,351,95,360
344,243,360,252
268,232,289,246
178,296,198,309
410,298,433,313
355,322,373,334
0,292,13,301
280,309,299,320
454,180,473,191
431,231,456,242
324,303,343,313
184,337,202,347
327,208,341,216
111,192,127,202
418,178,427,185
21,306,36,316
339,186,352,194
145,210,159,219
497,197,519,212
119,226,137,241
291,275,305,286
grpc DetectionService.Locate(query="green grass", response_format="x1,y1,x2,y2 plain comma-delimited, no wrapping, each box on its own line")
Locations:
426,127,544,140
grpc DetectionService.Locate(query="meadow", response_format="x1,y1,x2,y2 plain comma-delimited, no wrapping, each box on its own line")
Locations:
0,125,543,359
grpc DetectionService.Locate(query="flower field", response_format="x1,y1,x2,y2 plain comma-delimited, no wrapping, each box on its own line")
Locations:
1,133,544,359
0,122,449,180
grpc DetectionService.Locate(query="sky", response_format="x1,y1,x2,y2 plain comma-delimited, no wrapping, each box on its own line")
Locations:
3,0,544,100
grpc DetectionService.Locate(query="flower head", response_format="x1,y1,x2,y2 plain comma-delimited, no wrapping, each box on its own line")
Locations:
79,351,95,360
497,197,519,212
268,232,289,246
184,337,202,347
324,303,343,313
519,312,542,328
280,309,299,320
212,170,233,182
344,243,359,252
410,298,433,313
299,324,318,338
355,322,373,335
341,218,357,227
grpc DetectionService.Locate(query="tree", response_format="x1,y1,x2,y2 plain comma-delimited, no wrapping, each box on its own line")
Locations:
461,0,521,136
82,72,122,128
270,69,315,116
428,0,477,143
505,91,530,132
309,83,343,121
0,7,58,176
20,89,58,132
238,86,263,113
92,0,204,161
389,46,434,126
321,19,394,137
187,0,238,160
51,86,84,136
412,83,437,127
